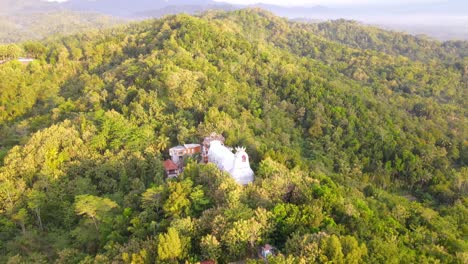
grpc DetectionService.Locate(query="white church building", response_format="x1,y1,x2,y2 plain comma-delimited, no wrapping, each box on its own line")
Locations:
202,133,254,185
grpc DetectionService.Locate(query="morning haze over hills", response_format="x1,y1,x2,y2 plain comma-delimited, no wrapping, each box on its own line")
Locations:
0,0,467,263
1,0,467,41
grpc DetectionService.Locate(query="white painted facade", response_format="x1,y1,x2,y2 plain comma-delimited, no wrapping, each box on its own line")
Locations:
207,140,254,185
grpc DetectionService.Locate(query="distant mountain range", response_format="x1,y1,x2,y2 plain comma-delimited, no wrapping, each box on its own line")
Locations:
0,0,229,17
3,0,467,18
0,10,124,43
62,0,224,17
1,0,467,41
134,4,237,18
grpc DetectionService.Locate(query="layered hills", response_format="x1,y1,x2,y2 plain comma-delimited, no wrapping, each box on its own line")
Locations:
0,11,124,44
0,9,466,263
2,0,468,43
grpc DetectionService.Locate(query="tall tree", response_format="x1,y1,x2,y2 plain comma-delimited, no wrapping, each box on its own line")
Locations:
74,194,118,232
158,227,183,262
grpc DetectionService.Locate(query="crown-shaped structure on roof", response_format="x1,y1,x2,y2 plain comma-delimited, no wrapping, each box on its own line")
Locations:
235,146,246,153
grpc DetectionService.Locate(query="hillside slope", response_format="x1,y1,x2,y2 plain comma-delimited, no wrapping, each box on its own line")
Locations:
0,9,466,263
299,19,468,63
0,11,125,44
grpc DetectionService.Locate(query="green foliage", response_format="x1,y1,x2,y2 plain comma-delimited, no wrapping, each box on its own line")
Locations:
0,8,466,264
200,234,221,261
157,227,183,262
74,195,118,229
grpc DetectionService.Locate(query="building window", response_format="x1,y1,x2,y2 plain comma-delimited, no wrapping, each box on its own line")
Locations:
242,155,246,162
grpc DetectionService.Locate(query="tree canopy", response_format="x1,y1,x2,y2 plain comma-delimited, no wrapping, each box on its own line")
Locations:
0,8,466,263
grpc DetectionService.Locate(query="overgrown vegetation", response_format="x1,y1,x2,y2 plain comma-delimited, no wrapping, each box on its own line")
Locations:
0,9,466,263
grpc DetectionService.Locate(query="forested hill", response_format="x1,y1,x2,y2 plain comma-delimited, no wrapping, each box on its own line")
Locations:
0,9,466,263
296,19,468,63
0,11,125,44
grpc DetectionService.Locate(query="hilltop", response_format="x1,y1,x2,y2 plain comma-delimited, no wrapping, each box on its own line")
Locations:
2,0,468,42
0,11,125,44
0,9,466,263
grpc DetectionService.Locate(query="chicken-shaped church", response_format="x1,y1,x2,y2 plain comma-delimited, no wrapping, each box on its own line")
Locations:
164,133,254,185
202,133,254,185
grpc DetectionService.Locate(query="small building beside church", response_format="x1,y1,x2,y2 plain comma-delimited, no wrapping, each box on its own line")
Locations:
163,159,179,178
169,144,202,169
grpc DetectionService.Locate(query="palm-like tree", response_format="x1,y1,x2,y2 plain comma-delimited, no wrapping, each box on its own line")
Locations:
156,135,170,152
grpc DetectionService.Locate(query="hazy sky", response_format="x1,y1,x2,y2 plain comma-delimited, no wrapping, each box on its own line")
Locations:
46,0,446,6
214,0,444,6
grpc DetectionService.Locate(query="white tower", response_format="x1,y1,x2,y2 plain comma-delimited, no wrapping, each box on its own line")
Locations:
230,147,254,185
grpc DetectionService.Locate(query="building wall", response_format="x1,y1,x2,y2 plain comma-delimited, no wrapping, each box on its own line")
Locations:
208,140,234,172
207,141,254,185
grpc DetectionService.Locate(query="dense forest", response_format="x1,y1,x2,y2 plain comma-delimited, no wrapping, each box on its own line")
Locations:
0,9,466,263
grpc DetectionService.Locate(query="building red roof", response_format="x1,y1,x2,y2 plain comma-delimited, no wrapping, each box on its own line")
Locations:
200,261,215,264
163,159,178,171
